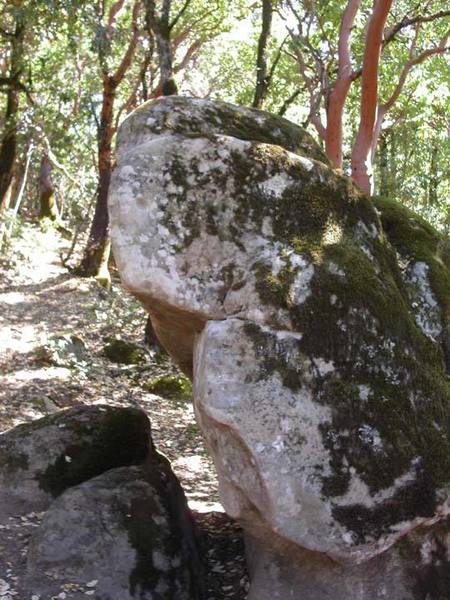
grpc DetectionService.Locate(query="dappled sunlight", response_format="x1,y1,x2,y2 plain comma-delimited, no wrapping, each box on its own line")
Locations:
0,322,46,355
1,226,222,529
189,499,224,513
2,366,72,383
322,218,344,246
0,291,26,305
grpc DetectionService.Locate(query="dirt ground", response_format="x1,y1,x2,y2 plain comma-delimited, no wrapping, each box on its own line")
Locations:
0,223,248,600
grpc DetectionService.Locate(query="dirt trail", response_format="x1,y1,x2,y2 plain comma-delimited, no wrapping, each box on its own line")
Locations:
0,224,249,599
0,224,220,510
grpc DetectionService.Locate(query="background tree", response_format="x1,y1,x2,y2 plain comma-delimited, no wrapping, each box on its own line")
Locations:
1,0,448,268
0,0,25,213
282,0,450,193
75,0,142,283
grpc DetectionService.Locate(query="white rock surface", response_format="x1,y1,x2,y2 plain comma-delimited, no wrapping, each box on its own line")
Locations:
110,96,450,598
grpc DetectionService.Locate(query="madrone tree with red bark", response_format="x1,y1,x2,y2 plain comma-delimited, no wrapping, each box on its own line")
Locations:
283,0,450,194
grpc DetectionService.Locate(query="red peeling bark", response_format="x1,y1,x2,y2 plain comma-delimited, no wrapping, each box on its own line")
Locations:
325,0,362,169
351,0,393,194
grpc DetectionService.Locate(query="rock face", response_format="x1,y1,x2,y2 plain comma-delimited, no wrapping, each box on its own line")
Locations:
0,405,150,518
25,463,203,600
110,96,450,598
0,405,204,599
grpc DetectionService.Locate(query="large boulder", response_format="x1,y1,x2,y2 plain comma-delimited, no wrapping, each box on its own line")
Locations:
25,463,203,600
109,96,450,598
0,405,151,518
110,96,333,376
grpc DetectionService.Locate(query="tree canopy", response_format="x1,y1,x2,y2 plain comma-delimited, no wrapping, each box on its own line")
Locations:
0,0,448,273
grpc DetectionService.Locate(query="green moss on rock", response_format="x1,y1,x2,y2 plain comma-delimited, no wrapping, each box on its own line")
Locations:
121,95,330,165
243,198,450,514
375,196,450,368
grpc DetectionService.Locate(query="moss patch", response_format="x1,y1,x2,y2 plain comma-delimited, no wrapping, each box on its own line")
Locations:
144,375,192,402
103,338,147,365
126,95,330,165
375,196,450,369
241,202,450,534
0,446,29,475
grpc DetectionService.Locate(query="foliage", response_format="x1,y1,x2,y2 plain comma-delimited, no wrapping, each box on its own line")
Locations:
0,0,448,250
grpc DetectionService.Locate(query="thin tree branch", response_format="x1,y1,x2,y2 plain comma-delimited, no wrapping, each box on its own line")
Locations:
385,10,450,45
383,31,450,113
115,52,152,129
265,35,288,94
278,88,302,117
169,0,192,31
113,1,141,84
108,0,127,28
173,38,202,73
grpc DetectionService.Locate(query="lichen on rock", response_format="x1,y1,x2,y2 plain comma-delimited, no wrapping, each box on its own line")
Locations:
25,463,203,600
110,96,450,597
0,405,151,518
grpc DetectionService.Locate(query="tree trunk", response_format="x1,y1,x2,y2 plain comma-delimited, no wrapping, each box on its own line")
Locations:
75,79,115,282
351,0,393,194
325,0,362,169
253,0,272,109
157,28,178,95
145,0,178,95
39,154,59,220
378,131,388,196
0,20,24,211
428,142,438,206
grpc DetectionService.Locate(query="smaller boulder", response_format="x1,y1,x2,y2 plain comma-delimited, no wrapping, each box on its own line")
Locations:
0,405,151,518
25,463,204,600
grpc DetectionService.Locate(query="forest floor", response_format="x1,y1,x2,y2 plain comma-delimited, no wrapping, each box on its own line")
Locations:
0,221,248,599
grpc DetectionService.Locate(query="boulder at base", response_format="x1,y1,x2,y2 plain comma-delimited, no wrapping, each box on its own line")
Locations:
109,95,450,598
25,463,203,600
0,405,151,518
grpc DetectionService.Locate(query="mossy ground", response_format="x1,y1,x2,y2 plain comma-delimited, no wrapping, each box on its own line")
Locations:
144,375,193,403
103,337,147,365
